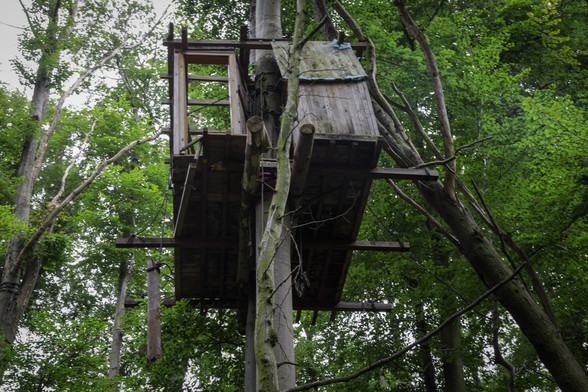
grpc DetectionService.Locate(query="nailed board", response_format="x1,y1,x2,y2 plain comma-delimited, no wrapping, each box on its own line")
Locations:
296,82,378,138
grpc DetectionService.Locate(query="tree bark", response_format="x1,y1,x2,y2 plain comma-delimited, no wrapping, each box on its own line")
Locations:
253,0,307,390
0,0,69,352
414,301,438,392
493,303,515,392
311,0,337,41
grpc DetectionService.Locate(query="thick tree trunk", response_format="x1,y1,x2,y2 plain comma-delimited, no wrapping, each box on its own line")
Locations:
0,0,69,352
253,1,307,390
332,4,588,389
251,0,285,390
0,70,51,354
440,319,466,392
420,181,588,392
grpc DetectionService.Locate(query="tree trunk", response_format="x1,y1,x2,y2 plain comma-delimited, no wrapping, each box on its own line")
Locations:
440,319,466,392
253,0,307,390
0,0,76,353
252,0,285,390
333,4,588,389
432,231,467,392
108,251,136,386
311,0,337,41
414,301,438,392
420,181,588,392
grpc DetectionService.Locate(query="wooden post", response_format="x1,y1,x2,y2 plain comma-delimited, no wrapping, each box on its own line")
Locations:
147,258,161,364
238,116,271,326
243,116,271,195
290,123,315,201
173,50,187,155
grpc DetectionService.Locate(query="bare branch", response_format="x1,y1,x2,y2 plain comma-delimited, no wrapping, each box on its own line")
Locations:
396,1,456,200
49,118,97,207
283,263,526,392
11,129,164,275
18,0,40,41
493,303,516,392
386,179,460,247
299,16,329,48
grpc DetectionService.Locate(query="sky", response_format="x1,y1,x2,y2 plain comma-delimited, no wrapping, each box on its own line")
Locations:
0,1,29,92
0,0,176,96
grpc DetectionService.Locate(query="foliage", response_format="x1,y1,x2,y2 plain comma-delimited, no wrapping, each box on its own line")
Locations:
0,0,585,390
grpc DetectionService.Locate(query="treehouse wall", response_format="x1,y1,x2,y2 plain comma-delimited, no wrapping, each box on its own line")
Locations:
272,41,379,145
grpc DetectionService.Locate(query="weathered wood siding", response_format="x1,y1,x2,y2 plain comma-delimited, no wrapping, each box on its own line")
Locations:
272,41,379,144
296,82,378,137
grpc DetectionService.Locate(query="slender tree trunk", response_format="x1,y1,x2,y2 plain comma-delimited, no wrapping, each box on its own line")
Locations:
108,250,136,386
414,302,438,392
493,303,516,392
253,1,307,390
432,233,467,392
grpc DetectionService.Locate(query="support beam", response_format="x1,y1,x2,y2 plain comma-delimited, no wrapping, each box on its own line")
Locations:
162,38,368,52
290,124,315,199
160,73,229,82
116,238,410,251
259,160,439,181
124,298,393,312
163,98,230,106
172,50,187,155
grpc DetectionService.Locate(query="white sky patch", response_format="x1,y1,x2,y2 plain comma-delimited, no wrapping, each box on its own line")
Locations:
0,0,176,96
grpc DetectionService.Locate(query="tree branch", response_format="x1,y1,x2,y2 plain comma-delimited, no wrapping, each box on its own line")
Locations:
386,179,459,247
48,118,97,207
493,303,516,392
11,129,164,276
283,263,526,392
396,1,456,200
31,6,169,183
470,179,559,331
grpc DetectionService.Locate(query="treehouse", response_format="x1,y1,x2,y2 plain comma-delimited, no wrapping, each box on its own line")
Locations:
117,26,438,321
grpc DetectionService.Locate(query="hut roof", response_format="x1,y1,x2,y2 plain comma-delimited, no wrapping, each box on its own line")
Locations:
272,41,367,81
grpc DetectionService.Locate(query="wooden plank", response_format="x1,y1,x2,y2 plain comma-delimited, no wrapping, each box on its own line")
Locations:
172,50,187,155
116,237,238,248
163,98,230,106
290,124,315,199
117,238,409,251
161,73,229,82
183,51,232,65
228,53,242,136
163,38,368,52
147,259,161,363
254,160,439,181
126,299,390,312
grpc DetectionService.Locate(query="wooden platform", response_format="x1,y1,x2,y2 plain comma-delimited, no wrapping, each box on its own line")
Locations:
117,36,439,315
170,130,389,310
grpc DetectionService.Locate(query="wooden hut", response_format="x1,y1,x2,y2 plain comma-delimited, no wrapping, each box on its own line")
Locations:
117,31,438,320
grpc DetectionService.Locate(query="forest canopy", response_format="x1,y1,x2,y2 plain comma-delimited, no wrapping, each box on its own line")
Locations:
0,0,585,391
